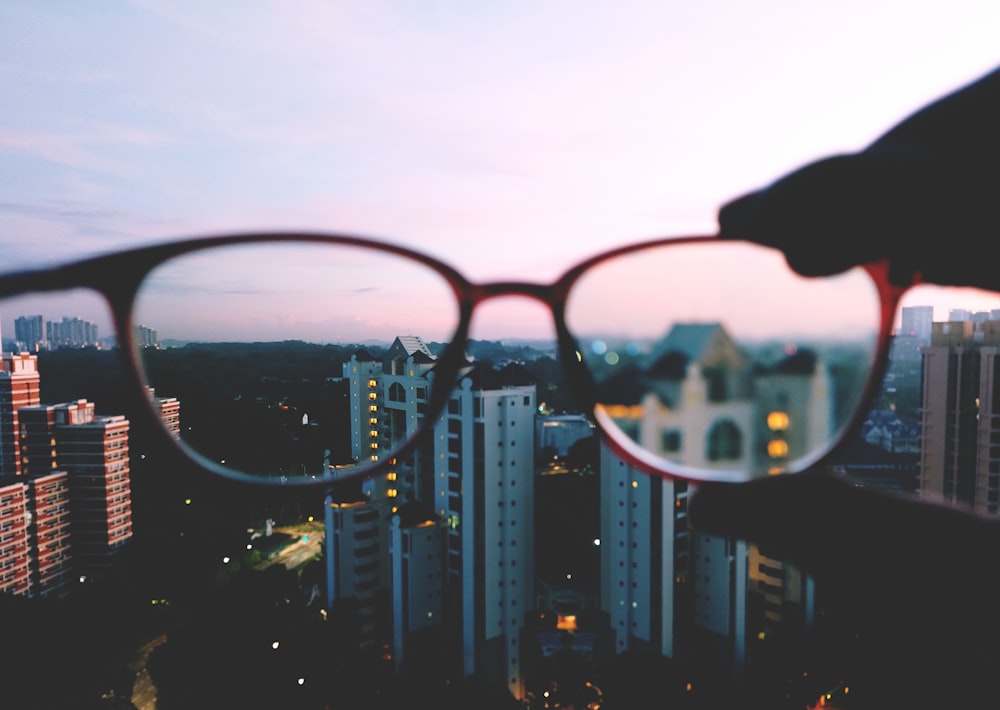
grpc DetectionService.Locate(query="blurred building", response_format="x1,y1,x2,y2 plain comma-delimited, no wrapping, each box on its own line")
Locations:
536,413,595,459
13,315,44,352
133,324,159,348
147,387,181,437
919,319,1000,512
46,316,99,349
899,305,934,345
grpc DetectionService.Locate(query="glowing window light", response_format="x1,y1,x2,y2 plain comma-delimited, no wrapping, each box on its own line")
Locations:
767,439,789,458
767,411,790,431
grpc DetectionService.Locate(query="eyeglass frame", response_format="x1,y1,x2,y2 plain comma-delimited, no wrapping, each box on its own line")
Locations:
0,231,918,488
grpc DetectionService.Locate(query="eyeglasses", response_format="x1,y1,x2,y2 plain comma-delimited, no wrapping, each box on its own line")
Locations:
0,232,909,488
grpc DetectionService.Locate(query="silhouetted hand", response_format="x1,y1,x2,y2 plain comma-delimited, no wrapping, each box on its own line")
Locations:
718,65,1000,292
692,63,1000,708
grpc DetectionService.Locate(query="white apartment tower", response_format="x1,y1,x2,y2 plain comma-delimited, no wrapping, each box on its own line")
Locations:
600,444,690,658
342,336,536,698
437,369,536,698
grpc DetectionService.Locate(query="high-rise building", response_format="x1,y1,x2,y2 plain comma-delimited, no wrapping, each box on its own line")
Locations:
134,324,159,348
600,445,690,659
28,472,73,598
339,336,536,698
19,400,132,574
899,305,934,344
389,502,447,672
324,494,393,650
0,351,73,599
433,365,535,697
0,352,41,477
45,316,98,349
0,481,31,596
147,388,181,437
919,320,1000,512
14,315,44,352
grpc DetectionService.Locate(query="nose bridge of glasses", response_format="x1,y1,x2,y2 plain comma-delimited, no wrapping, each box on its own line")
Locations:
465,281,564,342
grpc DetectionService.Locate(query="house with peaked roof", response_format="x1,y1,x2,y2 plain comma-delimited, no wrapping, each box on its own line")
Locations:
637,322,756,473
600,322,825,681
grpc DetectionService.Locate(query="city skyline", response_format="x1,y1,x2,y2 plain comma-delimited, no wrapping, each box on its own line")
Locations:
7,288,1000,351
0,303,993,706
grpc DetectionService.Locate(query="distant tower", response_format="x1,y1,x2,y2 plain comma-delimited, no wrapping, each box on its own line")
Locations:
900,305,934,345
14,315,44,352
147,387,181,437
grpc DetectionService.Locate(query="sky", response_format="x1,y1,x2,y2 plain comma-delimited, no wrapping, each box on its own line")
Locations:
3,1,1000,342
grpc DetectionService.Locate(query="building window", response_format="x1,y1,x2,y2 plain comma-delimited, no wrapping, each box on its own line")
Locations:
707,419,742,461
662,429,682,452
767,411,790,431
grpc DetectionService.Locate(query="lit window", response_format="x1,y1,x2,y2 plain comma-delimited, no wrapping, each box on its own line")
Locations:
370,443,379,450
767,439,789,458
767,411,790,431
368,379,377,387
369,405,378,413
556,615,577,631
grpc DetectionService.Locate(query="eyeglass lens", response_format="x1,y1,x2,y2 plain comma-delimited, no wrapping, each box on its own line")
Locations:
563,240,882,480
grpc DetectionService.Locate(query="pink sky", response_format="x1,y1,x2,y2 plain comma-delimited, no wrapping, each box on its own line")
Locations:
2,2,1000,343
